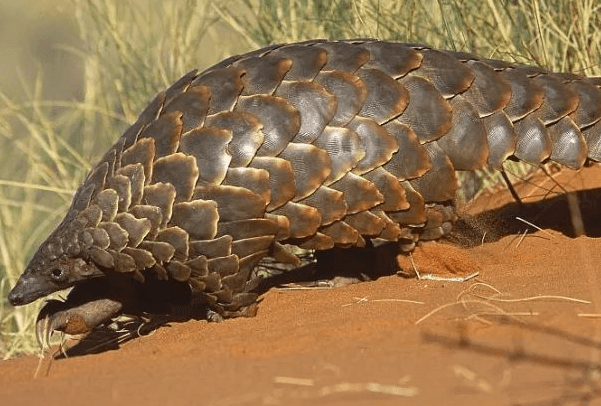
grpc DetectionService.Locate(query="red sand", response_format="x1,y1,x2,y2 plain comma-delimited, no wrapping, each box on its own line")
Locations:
3,166,601,405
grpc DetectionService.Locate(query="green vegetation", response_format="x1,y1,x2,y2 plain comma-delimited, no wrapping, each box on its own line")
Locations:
1,0,599,358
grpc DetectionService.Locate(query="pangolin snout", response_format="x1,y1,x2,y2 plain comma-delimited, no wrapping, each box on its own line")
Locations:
8,274,51,306
8,280,29,306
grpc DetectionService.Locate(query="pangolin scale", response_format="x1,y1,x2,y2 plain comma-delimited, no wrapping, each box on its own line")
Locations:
8,39,601,340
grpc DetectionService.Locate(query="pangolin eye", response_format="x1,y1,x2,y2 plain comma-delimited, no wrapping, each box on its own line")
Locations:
50,268,66,281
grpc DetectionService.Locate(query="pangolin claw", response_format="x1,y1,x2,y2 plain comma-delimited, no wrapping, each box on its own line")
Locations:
35,299,79,349
35,311,52,349
34,298,123,348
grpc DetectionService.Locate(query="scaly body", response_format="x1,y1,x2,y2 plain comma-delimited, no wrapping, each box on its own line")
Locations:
8,40,601,341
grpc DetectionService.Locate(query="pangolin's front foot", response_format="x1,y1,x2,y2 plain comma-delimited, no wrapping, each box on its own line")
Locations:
36,297,123,348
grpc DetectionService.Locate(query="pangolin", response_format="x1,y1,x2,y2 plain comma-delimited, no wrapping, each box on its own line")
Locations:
8,39,601,344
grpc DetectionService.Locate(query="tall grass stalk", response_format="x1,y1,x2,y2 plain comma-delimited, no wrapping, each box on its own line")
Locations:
1,0,599,358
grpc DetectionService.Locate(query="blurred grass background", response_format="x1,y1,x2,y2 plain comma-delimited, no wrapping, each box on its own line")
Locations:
0,0,599,358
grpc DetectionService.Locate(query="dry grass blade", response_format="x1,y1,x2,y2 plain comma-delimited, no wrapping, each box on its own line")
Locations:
274,376,315,386
318,381,418,397
341,297,425,307
415,281,592,325
515,217,555,238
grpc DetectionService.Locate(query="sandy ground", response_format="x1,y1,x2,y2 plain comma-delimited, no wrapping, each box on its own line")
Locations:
3,165,601,406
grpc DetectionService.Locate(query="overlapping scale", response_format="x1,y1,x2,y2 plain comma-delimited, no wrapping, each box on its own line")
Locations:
121,138,155,184
482,111,517,169
231,236,275,259
314,71,367,127
151,153,199,202
278,143,332,201
192,184,266,222
363,167,409,211
249,157,296,210
191,66,244,113
94,189,119,222
222,251,266,292
346,116,398,174
204,112,263,167
216,218,279,240
264,213,291,240
388,181,427,226
97,222,128,251
500,67,544,121
130,205,162,238
208,255,239,277
166,261,191,281
360,41,422,78
156,227,189,261
296,232,334,250
330,172,383,214
298,186,347,226
547,116,587,169
513,114,552,164
163,85,210,132
568,80,601,128
409,142,457,202
169,200,219,240
107,175,132,213
275,81,337,143
344,211,386,236
355,68,409,124
142,183,176,227
223,167,271,204
236,95,301,157
461,60,511,117
122,247,156,270
311,126,365,185
533,74,579,124
397,76,453,142
113,213,151,247
271,201,321,239
409,48,475,98
321,220,360,246
318,41,370,72
270,45,327,80
116,164,145,206
583,120,601,161
189,235,232,258
381,121,430,180
235,55,292,95
179,127,232,185
436,95,489,171
78,206,102,228
372,210,402,241
110,250,136,273
138,111,183,158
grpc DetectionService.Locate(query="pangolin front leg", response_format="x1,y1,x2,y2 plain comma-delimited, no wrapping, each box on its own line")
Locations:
36,297,123,348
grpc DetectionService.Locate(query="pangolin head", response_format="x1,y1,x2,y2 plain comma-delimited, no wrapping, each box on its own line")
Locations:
8,220,105,306
8,163,112,307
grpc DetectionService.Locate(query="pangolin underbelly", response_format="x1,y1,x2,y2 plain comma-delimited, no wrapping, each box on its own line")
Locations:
8,39,601,340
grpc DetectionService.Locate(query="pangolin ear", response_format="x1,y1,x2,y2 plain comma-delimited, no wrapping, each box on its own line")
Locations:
76,259,105,278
